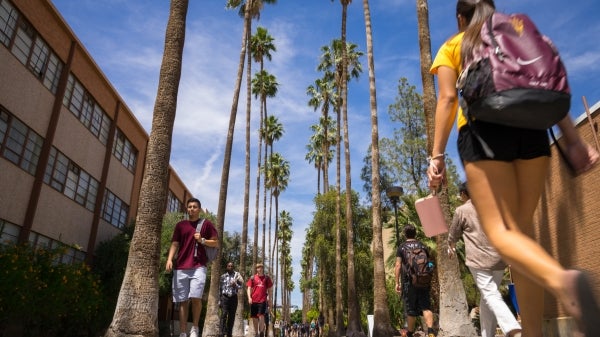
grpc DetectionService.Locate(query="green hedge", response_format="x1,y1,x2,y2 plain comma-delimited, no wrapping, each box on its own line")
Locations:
0,243,107,337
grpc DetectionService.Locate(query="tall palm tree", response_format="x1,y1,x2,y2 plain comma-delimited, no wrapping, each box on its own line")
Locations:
226,2,276,336
307,77,336,193
264,152,290,329
251,35,277,265
104,1,188,336
415,0,477,335
337,0,364,332
228,1,277,269
250,29,276,268
277,210,294,321
262,115,284,277
361,0,397,335
224,1,254,336
251,70,279,264
317,38,363,336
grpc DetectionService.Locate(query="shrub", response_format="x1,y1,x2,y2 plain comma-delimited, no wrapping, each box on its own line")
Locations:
0,243,105,336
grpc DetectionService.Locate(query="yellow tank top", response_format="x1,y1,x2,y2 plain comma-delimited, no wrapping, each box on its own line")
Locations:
430,32,467,129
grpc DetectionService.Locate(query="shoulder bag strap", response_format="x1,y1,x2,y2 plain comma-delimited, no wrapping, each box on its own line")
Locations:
193,219,206,258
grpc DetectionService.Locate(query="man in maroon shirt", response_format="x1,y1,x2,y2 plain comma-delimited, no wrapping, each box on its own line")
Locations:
246,263,273,337
166,198,218,337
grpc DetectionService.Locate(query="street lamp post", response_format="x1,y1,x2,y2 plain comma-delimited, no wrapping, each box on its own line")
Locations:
386,186,404,246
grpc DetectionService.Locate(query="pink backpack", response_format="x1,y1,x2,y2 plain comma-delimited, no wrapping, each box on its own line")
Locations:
457,12,570,130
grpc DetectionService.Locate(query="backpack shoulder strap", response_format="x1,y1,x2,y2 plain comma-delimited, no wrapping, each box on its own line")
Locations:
196,219,206,234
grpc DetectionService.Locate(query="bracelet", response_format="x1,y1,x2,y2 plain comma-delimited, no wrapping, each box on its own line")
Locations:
428,153,445,161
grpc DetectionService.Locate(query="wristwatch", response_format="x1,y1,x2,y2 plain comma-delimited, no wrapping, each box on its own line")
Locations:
201,237,206,245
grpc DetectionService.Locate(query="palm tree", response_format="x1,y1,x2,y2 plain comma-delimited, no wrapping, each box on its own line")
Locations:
104,1,188,336
307,77,336,193
305,116,336,195
251,70,279,265
228,1,277,269
317,38,363,336
251,26,276,72
262,115,284,278
226,2,276,336
415,0,477,335
277,210,294,321
300,227,316,323
201,0,258,335
360,0,397,336
264,152,290,330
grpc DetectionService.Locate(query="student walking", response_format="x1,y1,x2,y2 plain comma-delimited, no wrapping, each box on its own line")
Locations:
247,263,273,337
448,182,521,337
219,261,244,337
427,1,600,335
166,198,219,337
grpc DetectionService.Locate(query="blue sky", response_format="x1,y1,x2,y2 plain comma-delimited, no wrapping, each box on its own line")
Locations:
50,0,600,308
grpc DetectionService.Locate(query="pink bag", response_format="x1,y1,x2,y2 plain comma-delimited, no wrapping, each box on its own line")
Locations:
415,194,448,237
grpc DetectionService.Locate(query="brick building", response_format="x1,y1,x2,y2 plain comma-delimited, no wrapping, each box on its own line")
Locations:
537,100,600,335
0,0,192,263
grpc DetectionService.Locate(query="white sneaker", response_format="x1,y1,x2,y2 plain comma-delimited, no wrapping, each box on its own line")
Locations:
189,326,199,337
179,333,187,337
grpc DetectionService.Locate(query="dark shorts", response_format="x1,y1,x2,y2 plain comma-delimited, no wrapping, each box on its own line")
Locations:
250,301,268,318
403,286,431,316
458,121,550,162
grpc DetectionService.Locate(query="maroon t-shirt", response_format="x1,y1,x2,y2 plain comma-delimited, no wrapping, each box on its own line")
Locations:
172,219,218,269
247,274,272,303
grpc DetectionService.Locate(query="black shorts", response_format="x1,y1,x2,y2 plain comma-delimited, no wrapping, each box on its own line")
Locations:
403,286,432,316
458,120,550,162
250,301,268,318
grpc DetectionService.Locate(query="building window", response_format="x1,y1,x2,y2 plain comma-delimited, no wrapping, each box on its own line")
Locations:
0,1,64,94
26,230,86,264
10,18,33,65
113,129,137,172
167,190,182,213
28,36,49,78
44,147,99,211
0,0,18,47
0,219,19,244
62,74,112,145
101,190,129,229
0,107,43,175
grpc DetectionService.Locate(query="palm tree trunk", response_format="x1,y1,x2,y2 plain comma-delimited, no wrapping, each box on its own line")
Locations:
205,0,253,335
234,11,254,337
339,2,363,334
104,1,188,336
261,101,268,264
335,91,344,337
363,0,398,336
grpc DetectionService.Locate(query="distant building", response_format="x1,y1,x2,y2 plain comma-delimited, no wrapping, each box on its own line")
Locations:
0,0,192,263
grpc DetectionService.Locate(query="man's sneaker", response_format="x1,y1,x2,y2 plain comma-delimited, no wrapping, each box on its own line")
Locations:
179,333,186,337
189,326,199,337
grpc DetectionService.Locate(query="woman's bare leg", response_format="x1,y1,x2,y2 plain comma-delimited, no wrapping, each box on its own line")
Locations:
464,158,567,336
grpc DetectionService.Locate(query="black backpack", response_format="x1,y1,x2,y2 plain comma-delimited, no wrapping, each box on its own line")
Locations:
403,245,434,288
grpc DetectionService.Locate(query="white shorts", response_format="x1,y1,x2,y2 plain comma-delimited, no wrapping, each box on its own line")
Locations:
173,267,207,302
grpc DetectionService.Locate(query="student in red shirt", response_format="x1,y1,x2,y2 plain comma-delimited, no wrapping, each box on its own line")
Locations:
246,263,273,337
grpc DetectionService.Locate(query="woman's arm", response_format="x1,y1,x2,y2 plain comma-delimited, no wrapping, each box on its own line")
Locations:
428,65,459,189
